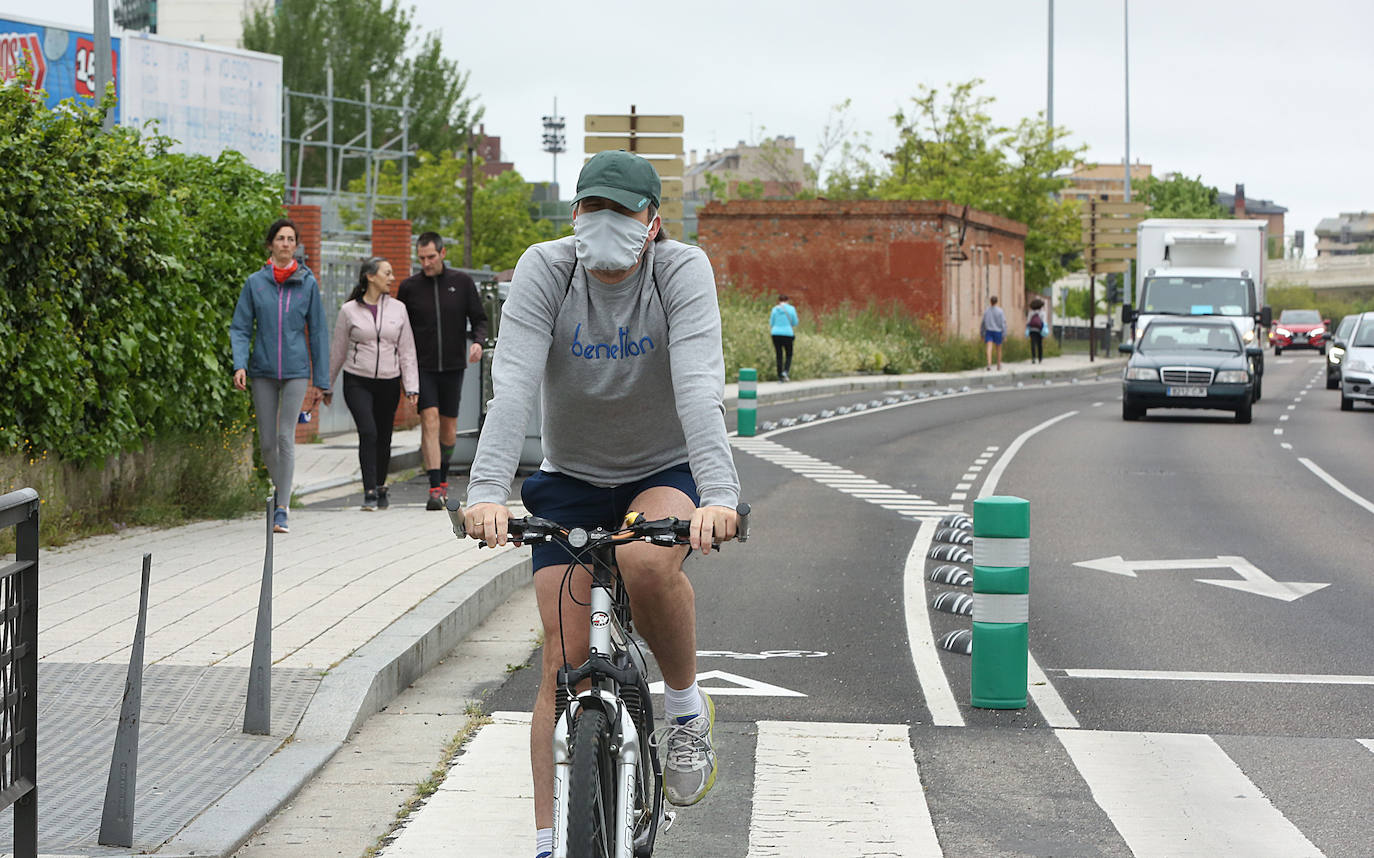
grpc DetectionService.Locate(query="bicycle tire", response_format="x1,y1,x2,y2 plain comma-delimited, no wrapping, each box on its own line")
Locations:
568,707,617,858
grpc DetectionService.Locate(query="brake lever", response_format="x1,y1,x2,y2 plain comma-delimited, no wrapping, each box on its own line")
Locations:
446,496,466,540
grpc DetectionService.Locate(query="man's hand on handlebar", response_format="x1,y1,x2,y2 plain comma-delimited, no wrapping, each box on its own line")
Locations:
690,505,738,556
465,501,512,546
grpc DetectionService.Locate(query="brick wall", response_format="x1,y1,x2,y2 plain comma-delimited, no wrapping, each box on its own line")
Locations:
697,200,1027,338
287,205,323,444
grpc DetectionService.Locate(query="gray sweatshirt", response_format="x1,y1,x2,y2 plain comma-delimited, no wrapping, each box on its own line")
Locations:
981,305,1007,333
465,237,741,510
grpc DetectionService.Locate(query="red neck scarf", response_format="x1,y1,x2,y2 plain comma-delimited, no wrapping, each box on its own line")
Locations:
271,259,298,285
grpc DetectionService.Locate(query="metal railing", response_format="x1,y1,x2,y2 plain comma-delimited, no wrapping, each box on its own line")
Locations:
0,487,39,858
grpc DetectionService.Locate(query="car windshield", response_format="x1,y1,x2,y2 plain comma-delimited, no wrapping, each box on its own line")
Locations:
1336,316,1358,341
1141,324,1240,353
1353,320,1374,348
1279,309,1322,325
1140,277,1253,316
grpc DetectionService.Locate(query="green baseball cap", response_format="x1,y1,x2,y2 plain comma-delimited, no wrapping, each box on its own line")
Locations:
573,150,661,212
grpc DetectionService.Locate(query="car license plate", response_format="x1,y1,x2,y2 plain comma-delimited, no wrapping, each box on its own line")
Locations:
1294,334,1307,342
1166,386,1208,397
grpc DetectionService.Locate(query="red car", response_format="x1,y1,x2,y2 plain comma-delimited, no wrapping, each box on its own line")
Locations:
1271,309,1328,355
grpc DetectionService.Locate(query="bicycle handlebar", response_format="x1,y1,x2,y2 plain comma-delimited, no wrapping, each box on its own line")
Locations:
447,497,751,548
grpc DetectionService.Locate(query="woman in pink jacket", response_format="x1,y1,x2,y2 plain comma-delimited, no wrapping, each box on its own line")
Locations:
325,258,420,510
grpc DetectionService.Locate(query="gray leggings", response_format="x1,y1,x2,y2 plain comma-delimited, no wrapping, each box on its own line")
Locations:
251,377,308,508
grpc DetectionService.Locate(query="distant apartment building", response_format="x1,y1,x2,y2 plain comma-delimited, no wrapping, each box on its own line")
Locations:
1062,161,1153,202
114,0,267,47
1218,184,1286,258
684,136,808,201
1314,212,1374,257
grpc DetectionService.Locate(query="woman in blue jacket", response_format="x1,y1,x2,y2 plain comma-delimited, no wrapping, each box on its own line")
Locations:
230,218,331,533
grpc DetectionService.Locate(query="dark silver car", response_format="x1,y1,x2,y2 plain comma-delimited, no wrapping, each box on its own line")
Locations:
1327,314,1360,390
1119,317,1261,423
1339,312,1374,411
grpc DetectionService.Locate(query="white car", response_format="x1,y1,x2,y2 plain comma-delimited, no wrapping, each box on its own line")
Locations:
1339,311,1374,412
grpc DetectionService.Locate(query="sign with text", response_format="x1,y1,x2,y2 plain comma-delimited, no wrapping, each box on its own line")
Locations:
119,34,282,173
585,114,683,134
585,134,684,156
0,16,120,121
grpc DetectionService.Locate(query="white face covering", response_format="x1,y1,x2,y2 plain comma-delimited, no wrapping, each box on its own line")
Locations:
573,208,651,272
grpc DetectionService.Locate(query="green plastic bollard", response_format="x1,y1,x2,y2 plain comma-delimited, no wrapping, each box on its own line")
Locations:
738,368,758,436
971,496,1029,709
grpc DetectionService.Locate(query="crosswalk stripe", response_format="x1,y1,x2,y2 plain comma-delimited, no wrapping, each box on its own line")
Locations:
380,712,532,856
748,721,942,857
1361,739,1374,756
1056,729,1323,857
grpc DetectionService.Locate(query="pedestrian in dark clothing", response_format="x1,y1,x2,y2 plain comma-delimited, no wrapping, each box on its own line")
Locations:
769,295,799,381
325,257,419,511
1026,297,1047,364
231,218,331,534
395,232,490,510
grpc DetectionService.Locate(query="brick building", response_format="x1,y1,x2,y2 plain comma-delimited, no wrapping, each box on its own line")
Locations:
1218,183,1286,258
697,200,1028,339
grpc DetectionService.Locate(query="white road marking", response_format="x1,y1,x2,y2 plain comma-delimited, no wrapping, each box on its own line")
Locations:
1056,730,1323,857
1299,457,1374,516
1360,739,1374,756
979,411,1078,499
1279,414,1290,421
967,465,984,472
1274,428,1284,435
1281,443,1293,450
903,519,964,727
650,669,807,697
949,492,968,501
378,711,532,856
1288,404,1297,410
1060,668,1374,685
955,483,972,491
749,721,943,857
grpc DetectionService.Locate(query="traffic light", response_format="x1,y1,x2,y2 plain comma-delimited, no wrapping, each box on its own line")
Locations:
1105,274,1122,304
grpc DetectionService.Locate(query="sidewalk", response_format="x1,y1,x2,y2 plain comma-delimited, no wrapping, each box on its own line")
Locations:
8,354,1122,858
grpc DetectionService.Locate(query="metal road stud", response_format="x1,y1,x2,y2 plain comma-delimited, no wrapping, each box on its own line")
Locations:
738,368,758,437
971,496,1030,709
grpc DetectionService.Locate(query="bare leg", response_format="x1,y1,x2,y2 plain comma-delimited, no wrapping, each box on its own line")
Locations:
420,407,440,471
439,415,458,448
616,486,699,692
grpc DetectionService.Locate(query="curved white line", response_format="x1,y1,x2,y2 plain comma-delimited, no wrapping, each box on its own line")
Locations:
903,519,965,727
978,409,1082,729
1298,457,1374,516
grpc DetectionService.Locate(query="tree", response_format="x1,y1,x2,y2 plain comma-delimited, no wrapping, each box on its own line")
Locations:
346,151,566,271
242,0,480,190
1134,173,1229,219
865,80,1086,293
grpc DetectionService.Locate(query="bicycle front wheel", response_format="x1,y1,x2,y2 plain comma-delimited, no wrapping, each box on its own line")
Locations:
568,707,617,858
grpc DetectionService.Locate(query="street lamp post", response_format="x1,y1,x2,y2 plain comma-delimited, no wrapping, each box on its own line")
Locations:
541,99,567,194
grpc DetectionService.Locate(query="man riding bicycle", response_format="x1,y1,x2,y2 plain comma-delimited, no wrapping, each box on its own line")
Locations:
462,150,742,858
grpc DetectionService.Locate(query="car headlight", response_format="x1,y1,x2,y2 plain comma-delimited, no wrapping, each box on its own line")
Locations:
1275,327,1291,337
1125,367,1159,381
1243,329,1256,343
1215,370,1248,383
1347,359,1373,374
1310,326,1325,337
1330,347,1345,363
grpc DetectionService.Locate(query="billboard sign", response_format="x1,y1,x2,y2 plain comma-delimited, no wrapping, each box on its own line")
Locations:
0,16,120,121
119,34,282,173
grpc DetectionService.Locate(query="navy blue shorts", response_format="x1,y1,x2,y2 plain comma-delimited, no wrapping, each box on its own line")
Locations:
984,330,1005,345
519,462,699,572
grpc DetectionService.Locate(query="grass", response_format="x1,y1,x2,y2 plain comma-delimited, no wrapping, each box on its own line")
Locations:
718,281,1060,381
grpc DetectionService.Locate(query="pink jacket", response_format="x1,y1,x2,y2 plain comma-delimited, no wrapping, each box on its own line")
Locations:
329,294,420,393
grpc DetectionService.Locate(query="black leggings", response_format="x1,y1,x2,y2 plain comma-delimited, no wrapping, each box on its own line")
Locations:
343,371,401,492
1029,331,1044,362
772,334,795,377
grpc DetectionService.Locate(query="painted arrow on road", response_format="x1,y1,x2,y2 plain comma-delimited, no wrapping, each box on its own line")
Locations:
1073,555,1329,602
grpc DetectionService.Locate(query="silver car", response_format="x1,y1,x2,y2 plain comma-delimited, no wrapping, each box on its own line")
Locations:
1340,311,1374,411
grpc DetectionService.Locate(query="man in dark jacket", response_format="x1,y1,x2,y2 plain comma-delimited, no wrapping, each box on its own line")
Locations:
396,232,490,509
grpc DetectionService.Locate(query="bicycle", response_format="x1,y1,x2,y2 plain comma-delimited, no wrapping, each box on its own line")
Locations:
448,500,750,858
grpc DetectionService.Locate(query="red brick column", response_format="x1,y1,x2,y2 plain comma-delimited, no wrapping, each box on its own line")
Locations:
287,204,324,444
371,219,421,429
372,218,414,289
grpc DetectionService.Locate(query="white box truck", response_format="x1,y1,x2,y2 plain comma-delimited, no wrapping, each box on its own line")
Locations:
1123,218,1273,400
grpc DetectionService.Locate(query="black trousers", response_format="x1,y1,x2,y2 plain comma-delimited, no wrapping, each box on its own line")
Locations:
1029,331,1044,363
343,371,401,492
772,334,795,377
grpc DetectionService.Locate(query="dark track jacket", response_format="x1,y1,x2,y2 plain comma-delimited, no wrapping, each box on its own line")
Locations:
396,266,490,372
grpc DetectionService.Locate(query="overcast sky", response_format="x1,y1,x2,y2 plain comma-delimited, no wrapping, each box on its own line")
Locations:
15,0,1373,243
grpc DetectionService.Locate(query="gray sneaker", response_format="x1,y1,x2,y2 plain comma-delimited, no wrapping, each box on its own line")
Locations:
650,692,717,806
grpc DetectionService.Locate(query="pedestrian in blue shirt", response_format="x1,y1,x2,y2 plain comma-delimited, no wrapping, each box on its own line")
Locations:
769,295,799,381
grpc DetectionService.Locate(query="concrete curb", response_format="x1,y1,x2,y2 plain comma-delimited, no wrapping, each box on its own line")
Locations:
154,547,532,857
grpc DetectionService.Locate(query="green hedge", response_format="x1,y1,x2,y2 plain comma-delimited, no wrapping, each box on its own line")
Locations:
0,85,282,465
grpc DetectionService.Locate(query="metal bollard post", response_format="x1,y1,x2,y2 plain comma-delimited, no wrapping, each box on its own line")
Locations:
970,496,1029,709
99,553,151,847
244,496,274,735
737,368,758,437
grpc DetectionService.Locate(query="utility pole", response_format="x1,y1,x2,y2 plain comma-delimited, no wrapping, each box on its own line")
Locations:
1047,0,1054,136
1123,0,1132,204
464,127,474,268
93,0,113,129
542,98,567,193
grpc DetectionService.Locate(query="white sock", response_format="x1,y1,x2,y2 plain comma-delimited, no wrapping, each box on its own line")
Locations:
664,681,703,722
535,827,552,857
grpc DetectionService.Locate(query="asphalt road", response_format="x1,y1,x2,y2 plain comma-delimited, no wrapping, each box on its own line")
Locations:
445,355,1374,856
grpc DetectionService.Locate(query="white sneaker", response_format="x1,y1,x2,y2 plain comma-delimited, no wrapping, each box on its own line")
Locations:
650,692,717,807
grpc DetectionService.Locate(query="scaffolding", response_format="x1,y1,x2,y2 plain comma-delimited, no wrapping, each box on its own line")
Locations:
282,65,413,235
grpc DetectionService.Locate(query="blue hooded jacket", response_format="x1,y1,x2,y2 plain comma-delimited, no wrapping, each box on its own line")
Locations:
230,263,331,389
